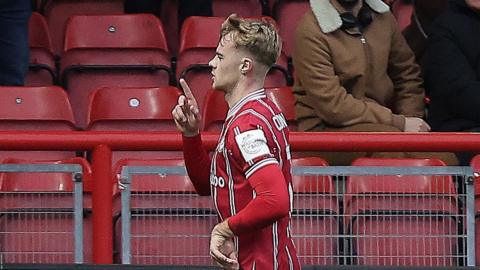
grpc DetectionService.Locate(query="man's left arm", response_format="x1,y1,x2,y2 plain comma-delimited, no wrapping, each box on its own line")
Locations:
227,163,289,235
209,163,289,269
387,13,425,118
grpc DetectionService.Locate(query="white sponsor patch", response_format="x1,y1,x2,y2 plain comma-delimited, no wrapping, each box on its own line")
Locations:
235,129,270,162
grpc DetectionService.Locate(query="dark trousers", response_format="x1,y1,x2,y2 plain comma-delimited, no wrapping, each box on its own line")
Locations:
0,0,31,86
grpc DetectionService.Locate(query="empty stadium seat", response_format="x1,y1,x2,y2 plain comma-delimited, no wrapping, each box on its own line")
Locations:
290,157,339,265
177,16,290,113
0,158,93,263
201,89,228,131
87,86,183,163
113,159,215,265
61,14,173,128
345,158,459,266
272,0,310,58
27,12,56,86
158,0,180,54
0,86,77,161
265,87,297,130
471,155,480,266
42,0,124,57
176,16,223,113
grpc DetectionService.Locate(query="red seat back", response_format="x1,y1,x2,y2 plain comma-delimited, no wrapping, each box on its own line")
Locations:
29,12,53,54
347,158,454,196
0,86,76,161
0,157,93,263
87,86,180,130
112,158,215,265
114,159,196,194
62,14,172,128
87,86,183,162
291,157,332,193
64,14,168,51
345,157,459,266
290,157,339,265
177,17,224,113
28,12,55,86
273,0,310,57
43,0,124,56
178,16,289,112
265,87,297,130
201,89,228,131
0,86,74,125
0,157,92,193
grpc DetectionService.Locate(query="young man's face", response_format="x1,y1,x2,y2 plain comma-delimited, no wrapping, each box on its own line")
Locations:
208,33,244,92
466,0,480,12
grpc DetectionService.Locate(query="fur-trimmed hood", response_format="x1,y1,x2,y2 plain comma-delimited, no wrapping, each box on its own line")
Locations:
309,0,390,33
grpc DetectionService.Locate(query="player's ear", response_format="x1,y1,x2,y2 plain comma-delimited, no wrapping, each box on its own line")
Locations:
240,57,253,75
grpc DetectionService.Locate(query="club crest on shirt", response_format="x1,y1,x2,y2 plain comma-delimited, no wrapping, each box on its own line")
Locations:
235,129,270,162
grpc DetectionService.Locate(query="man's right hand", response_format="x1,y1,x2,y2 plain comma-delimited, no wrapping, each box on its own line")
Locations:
172,79,201,136
404,117,431,132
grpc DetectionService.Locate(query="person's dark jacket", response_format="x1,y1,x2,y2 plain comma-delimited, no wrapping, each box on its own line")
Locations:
424,0,480,131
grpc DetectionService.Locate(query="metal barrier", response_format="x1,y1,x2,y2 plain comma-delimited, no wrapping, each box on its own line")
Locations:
0,130,478,264
0,164,84,264
118,165,216,265
119,165,476,267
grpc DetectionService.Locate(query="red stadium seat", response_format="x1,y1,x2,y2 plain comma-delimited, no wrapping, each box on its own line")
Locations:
42,0,124,57
177,16,290,113
290,157,339,265
201,89,228,131
159,0,180,54
212,0,265,17
265,87,298,130
27,12,56,86
177,16,227,113
273,0,310,58
87,86,183,163
345,158,459,266
391,0,414,31
471,155,480,266
61,14,173,128
112,159,215,265
0,158,93,263
0,86,77,161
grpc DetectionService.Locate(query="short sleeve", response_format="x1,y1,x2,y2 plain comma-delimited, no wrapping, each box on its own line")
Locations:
226,113,279,179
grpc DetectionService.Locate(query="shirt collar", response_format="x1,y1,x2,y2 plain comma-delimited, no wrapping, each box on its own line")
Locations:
226,88,266,120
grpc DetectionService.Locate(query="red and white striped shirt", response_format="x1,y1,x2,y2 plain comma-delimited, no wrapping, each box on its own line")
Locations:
184,89,300,270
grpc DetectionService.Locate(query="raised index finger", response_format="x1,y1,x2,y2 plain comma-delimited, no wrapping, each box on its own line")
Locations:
179,78,197,107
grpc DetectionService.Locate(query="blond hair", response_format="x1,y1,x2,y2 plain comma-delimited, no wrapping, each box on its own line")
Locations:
220,14,281,67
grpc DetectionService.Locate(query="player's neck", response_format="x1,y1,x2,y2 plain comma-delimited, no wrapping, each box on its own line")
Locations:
225,77,265,108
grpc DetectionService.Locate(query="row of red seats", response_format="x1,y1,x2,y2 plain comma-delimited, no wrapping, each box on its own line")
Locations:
1,156,476,266
28,12,292,128
32,0,412,57
35,0,276,56
27,1,416,128
0,85,294,162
